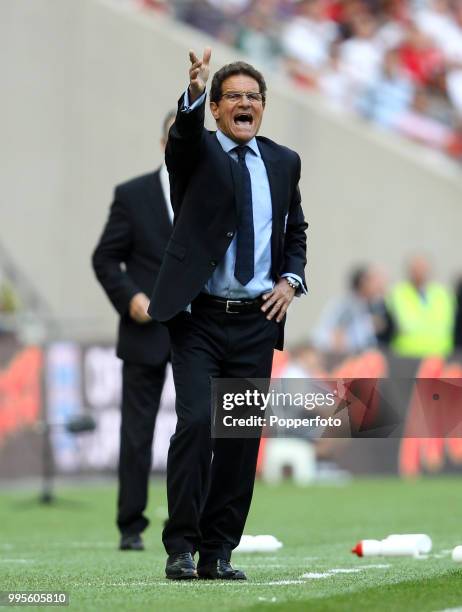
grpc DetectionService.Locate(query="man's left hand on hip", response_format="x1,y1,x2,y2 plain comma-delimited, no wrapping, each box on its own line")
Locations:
261,278,296,322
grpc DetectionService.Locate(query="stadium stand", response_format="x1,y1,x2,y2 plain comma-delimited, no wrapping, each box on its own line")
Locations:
143,0,462,159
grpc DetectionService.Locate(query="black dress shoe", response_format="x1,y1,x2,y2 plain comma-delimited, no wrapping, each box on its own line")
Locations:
119,534,144,551
165,553,198,580
197,559,247,580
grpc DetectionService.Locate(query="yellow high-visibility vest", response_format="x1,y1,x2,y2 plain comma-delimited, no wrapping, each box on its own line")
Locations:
389,282,455,357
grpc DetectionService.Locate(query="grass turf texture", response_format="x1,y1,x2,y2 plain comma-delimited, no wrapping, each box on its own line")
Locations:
1,478,462,611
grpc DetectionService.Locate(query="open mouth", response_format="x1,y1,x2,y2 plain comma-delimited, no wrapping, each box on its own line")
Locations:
234,113,253,127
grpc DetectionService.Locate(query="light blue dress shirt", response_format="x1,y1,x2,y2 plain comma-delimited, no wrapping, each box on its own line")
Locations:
182,90,304,299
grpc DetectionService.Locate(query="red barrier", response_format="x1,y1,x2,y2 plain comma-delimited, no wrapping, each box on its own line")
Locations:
0,346,43,445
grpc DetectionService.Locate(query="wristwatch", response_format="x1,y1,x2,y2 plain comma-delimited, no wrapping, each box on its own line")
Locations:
285,276,300,290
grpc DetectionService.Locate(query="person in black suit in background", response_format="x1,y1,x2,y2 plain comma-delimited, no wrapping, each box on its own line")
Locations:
92,110,175,551
148,48,308,580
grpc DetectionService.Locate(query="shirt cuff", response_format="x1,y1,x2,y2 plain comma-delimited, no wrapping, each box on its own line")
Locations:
281,273,307,296
182,88,206,112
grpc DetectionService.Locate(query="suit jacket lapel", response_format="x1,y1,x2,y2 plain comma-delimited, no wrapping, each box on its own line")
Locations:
258,140,282,260
211,131,243,216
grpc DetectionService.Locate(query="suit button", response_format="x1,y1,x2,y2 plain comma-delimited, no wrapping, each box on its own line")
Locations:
211,260,217,267
226,231,234,238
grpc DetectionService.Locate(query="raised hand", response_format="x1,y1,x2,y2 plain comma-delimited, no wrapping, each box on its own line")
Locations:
188,47,212,103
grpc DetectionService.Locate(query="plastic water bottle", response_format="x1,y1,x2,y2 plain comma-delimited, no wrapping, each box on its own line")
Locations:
452,545,462,562
384,534,432,554
352,538,419,557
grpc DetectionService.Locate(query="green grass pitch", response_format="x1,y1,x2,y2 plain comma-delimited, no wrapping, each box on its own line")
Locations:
1,477,462,611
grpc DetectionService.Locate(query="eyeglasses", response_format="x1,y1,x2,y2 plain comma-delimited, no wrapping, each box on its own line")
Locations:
221,91,264,103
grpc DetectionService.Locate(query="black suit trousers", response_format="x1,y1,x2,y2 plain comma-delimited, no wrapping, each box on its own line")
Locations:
162,298,279,563
117,360,168,536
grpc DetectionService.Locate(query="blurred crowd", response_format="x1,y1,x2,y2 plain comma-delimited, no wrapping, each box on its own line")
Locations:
282,254,462,378
141,0,462,160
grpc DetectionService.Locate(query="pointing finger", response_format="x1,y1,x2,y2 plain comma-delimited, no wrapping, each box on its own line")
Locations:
202,46,212,65
189,49,199,64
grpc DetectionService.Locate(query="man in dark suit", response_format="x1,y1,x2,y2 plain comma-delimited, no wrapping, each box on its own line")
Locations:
148,48,308,580
92,111,175,551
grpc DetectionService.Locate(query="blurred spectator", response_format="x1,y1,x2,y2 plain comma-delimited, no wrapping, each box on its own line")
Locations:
397,22,445,87
209,0,251,12
313,265,393,353
235,0,281,66
443,1,462,115
176,0,229,39
374,6,407,52
446,69,462,115
280,342,326,377
358,48,415,127
327,0,370,39
415,0,459,53
281,0,338,85
368,266,396,345
338,13,383,101
453,277,462,350
318,40,352,110
388,255,455,357
393,86,455,148
0,278,19,314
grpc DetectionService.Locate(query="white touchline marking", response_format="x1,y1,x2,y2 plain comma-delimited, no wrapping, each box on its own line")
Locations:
141,581,305,587
266,580,305,585
435,607,462,612
108,582,157,587
239,556,315,561
301,572,331,579
354,564,391,569
240,564,285,569
300,564,391,579
258,596,277,602
68,542,114,548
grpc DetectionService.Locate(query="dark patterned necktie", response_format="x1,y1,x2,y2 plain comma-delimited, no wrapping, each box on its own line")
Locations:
233,145,254,285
